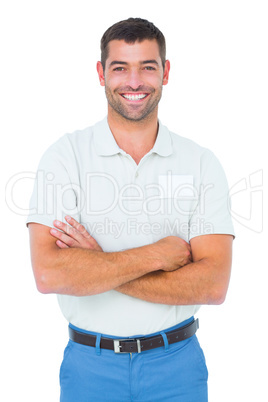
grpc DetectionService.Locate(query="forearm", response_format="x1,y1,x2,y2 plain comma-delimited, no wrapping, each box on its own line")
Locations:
116,258,231,306
31,220,191,297
37,243,163,296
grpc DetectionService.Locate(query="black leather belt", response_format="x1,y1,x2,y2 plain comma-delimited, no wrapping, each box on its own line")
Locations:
69,318,199,354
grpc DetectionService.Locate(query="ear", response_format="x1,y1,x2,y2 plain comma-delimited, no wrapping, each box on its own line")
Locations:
96,61,105,86
163,60,170,85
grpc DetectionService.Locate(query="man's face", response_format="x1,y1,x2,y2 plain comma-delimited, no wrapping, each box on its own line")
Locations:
97,39,170,122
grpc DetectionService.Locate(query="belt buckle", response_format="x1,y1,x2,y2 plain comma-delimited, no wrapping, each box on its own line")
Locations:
113,338,141,354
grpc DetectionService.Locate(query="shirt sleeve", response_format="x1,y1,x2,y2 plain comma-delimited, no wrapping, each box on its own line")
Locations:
189,150,235,240
26,136,80,228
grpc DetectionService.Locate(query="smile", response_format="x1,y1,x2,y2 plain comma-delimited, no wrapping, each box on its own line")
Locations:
121,93,148,101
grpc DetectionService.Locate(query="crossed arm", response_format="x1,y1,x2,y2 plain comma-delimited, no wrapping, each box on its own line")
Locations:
28,216,233,305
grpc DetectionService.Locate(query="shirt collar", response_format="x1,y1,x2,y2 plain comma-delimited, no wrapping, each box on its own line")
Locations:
93,117,121,156
152,120,173,157
93,116,173,157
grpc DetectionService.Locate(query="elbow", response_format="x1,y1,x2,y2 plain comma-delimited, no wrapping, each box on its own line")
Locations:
31,248,65,294
210,292,226,305
208,284,228,305
207,264,231,305
33,262,57,294
35,271,53,294
35,273,53,294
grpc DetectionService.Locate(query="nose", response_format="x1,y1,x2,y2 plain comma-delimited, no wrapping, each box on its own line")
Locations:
125,68,144,90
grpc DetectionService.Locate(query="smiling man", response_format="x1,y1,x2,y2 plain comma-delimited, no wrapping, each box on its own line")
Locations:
101,39,167,124
27,18,234,402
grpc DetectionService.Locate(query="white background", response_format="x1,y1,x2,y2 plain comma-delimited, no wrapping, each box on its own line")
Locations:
1,1,267,401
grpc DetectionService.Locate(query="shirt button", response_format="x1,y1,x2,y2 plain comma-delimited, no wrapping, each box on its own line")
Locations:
135,172,139,178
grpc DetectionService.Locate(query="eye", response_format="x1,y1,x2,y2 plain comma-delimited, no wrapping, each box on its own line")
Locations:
144,66,156,71
113,67,125,71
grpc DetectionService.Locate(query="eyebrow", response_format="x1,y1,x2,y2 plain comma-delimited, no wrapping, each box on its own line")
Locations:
108,59,160,68
141,60,159,66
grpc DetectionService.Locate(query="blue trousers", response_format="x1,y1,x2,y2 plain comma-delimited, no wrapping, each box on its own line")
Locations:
60,317,208,402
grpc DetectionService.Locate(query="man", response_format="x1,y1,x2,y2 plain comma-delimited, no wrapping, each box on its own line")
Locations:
27,18,234,402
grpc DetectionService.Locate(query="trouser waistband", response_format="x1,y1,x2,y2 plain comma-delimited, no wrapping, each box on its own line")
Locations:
69,318,199,354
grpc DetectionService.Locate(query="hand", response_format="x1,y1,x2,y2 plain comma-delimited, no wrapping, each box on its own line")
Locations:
50,216,103,251
153,236,192,272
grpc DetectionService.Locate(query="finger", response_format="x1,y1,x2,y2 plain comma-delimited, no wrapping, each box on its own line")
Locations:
50,228,77,247
53,219,71,233
65,216,92,239
50,228,62,239
56,239,69,249
53,219,82,241
65,216,84,232
65,216,103,251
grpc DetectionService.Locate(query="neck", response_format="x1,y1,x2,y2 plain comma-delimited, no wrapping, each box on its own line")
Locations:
107,108,159,165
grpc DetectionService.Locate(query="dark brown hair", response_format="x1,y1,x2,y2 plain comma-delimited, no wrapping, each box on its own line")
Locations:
100,18,166,70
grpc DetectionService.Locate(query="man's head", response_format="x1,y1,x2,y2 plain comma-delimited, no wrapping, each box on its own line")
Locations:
97,18,170,123
100,18,166,71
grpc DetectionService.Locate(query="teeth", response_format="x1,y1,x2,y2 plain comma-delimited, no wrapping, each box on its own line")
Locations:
122,94,147,100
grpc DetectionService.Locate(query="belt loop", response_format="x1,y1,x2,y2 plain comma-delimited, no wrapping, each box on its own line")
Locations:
95,333,101,356
160,331,169,352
